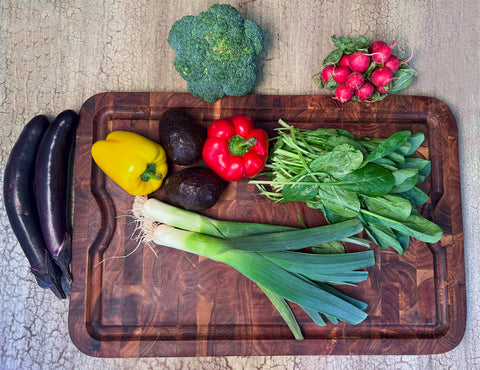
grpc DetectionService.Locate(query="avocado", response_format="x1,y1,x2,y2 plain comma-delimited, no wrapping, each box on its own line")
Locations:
164,167,225,211
159,108,206,165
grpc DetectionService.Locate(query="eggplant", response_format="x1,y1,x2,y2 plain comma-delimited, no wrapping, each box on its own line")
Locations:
34,109,79,282
3,115,66,299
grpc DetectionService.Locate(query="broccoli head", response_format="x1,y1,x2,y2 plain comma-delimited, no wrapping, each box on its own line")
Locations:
168,4,264,102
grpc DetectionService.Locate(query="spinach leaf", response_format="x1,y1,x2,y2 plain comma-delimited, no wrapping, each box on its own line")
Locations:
307,199,327,210
335,128,356,140
306,128,342,140
357,138,381,152
329,164,394,196
361,209,443,243
393,230,411,253
318,186,360,218
309,144,364,179
365,131,411,163
282,182,318,202
365,221,405,254
400,210,443,243
391,168,418,193
387,151,406,165
323,135,367,153
405,132,425,156
400,157,431,182
396,140,413,156
398,186,430,206
372,157,398,172
319,204,352,224
363,194,412,221
375,163,399,172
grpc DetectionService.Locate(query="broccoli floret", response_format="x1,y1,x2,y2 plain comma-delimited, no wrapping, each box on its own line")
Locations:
168,4,264,103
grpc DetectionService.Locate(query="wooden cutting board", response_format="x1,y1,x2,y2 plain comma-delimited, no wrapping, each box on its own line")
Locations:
68,92,465,357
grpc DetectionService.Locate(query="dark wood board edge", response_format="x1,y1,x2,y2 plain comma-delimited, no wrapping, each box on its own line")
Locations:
428,98,466,354
68,92,466,357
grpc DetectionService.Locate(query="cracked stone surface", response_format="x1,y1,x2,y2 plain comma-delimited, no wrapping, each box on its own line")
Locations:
1,0,479,368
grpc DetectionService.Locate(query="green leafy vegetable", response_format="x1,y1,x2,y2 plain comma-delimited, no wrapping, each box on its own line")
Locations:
318,186,360,218
391,168,419,193
252,119,443,254
405,133,426,156
322,35,370,65
331,35,370,54
390,68,418,93
361,209,443,244
309,144,364,178
331,164,394,196
364,194,412,221
399,186,430,206
323,48,344,66
365,131,411,163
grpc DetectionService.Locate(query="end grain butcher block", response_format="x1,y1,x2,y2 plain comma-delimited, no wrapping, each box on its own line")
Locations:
68,92,465,357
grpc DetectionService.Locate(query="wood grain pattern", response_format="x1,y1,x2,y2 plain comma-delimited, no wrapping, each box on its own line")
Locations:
68,92,465,357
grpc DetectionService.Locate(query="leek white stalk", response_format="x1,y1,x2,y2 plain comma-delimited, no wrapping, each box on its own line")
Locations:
135,196,296,238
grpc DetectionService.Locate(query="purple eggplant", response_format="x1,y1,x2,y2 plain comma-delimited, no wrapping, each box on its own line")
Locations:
3,115,66,299
35,109,79,282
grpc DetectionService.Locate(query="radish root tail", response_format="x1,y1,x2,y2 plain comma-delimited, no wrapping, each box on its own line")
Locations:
401,43,414,64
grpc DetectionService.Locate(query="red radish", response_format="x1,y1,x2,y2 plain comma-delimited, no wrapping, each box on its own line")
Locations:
320,65,335,84
345,71,364,90
376,86,389,94
372,41,396,64
349,52,371,72
384,55,400,73
371,67,393,87
338,54,351,68
334,84,354,102
355,81,375,100
332,66,351,84
369,40,387,53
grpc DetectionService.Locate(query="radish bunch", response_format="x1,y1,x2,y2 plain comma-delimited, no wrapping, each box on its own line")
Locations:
313,35,417,103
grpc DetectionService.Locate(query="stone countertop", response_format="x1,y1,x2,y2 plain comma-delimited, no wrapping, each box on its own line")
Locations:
1,1,478,369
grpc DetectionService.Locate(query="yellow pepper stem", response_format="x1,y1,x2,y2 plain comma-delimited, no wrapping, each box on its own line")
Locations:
140,163,162,182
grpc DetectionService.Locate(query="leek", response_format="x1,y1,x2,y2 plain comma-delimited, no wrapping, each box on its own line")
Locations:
133,196,375,339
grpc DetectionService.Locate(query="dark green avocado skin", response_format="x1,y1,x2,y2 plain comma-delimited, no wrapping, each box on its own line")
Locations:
159,108,206,165
164,167,225,211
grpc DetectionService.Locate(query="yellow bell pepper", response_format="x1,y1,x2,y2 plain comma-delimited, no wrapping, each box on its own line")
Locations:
91,131,168,196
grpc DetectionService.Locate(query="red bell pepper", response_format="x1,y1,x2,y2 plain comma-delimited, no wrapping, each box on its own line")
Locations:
202,115,269,182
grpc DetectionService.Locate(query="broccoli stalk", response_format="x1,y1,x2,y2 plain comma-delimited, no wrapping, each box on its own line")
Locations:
168,4,264,103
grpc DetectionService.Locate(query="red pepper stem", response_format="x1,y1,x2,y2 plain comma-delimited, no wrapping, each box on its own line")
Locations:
228,135,257,156
141,163,162,182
